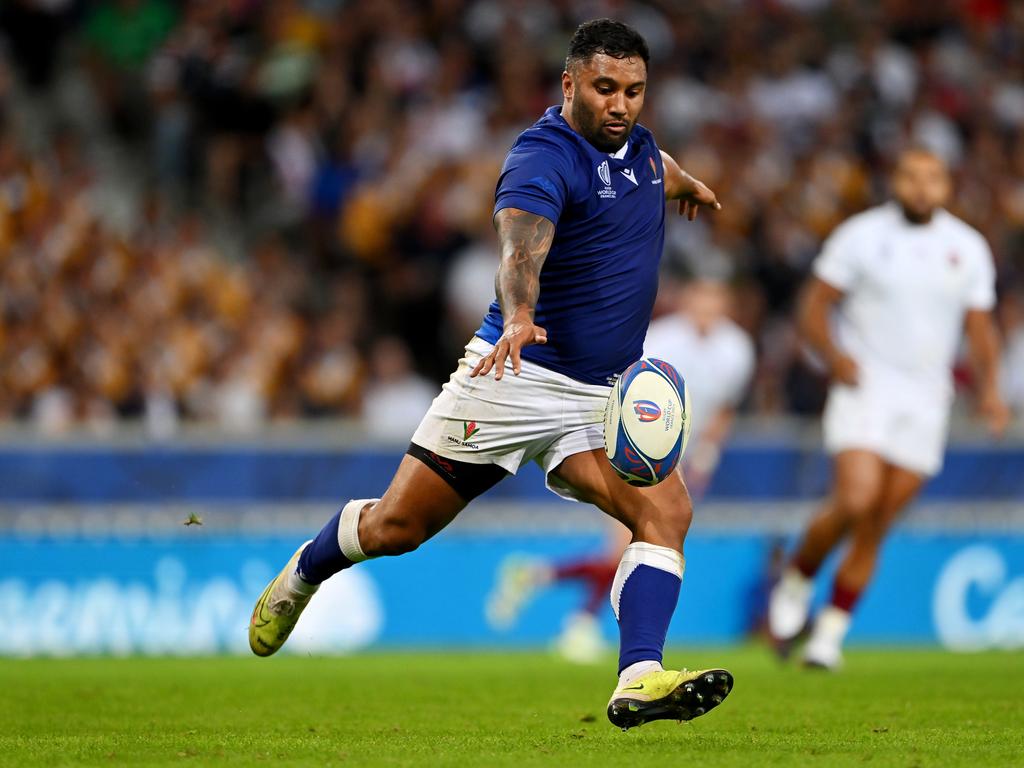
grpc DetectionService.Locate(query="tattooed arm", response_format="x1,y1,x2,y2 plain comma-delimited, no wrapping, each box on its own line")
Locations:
471,208,555,380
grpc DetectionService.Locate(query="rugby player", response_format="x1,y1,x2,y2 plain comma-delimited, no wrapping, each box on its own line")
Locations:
249,18,733,728
769,147,1010,669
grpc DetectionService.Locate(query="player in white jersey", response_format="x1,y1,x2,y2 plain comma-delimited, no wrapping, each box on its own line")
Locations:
645,279,755,497
487,278,754,661
768,147,1010,669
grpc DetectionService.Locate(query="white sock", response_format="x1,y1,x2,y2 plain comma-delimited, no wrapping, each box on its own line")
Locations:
286,541,319,595
810,605,851,646
286,569,319,596
338,498,377,563
779,566,812,596
618,659,663,688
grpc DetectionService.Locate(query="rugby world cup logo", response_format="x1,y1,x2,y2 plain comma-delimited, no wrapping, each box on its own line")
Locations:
633,400,661,422
597,160,611,187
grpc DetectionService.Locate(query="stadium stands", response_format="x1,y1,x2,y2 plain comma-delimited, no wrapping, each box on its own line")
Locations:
1,0,1023,434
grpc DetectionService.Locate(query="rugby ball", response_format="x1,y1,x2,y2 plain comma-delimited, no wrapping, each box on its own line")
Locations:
604,358,690,486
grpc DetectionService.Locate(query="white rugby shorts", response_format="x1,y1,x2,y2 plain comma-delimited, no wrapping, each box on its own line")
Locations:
411,336,611,501
822,375,951,477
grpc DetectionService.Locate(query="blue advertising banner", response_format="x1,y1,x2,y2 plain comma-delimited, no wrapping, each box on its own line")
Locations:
1,443,1023,502
3,531,1022,656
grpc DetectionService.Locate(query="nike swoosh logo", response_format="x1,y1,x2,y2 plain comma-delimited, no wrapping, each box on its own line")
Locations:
252,584,275,627
621,169,638,186
622,684,645,691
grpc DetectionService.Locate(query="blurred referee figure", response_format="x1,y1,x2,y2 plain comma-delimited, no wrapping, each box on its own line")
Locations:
249,19,735,728
645,278,755,498
769,147,1010,669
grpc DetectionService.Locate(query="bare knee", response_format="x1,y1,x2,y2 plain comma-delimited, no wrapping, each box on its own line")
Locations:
833,485,882,523
627,492,692,551
359,503,428,557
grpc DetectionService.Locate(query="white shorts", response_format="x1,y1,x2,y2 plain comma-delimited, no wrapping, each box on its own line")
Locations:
411,337,612,501
822,380,950,477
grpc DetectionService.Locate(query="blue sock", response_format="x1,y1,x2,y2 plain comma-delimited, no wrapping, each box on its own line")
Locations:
611,543,684,673
296,508,352,585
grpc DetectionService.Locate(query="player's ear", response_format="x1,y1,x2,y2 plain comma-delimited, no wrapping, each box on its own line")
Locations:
561,70,573,101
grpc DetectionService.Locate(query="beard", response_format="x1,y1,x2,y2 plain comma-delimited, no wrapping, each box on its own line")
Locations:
899,201,936,225
571,98,632,153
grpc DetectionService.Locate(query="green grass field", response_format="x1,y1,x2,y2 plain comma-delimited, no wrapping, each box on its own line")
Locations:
1,647,1021,767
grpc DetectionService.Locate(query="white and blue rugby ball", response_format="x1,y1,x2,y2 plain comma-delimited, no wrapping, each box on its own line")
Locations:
604,357,691,487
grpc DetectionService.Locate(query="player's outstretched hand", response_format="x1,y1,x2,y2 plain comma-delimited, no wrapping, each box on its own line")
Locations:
677,177,721,221
978,387,1011,438
471,320,547,381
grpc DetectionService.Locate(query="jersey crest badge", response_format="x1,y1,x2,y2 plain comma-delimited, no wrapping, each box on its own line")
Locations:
649,156,662,185
597,160,616,199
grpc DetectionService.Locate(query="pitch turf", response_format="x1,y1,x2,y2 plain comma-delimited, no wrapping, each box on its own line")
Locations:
1,647,1021,767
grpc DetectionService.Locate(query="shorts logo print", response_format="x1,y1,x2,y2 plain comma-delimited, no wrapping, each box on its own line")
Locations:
445,421,481,449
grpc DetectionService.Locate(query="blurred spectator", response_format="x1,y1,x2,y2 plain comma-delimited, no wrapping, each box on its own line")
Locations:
360,336,437,442
0,0,1022,434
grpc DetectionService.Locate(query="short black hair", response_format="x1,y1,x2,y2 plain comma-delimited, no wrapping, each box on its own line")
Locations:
565,18,649,73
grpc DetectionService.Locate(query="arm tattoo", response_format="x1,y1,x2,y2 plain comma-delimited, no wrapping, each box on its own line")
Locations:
493,208,555,323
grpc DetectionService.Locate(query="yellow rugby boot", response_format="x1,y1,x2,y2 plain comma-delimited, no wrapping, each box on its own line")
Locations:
248,542,316,657
607,667,734,730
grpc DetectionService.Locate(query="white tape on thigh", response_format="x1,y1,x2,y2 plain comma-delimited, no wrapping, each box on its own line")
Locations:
610,542,685,620
337,498,378,563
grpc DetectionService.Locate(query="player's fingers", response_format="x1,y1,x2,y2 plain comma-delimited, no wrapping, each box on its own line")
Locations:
534,326,547,344
510,341,524,375
471,353,493,378
493,342,508,381
688,203,698,221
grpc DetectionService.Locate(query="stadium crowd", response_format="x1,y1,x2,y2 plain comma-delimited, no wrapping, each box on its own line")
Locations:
2,0,1024,436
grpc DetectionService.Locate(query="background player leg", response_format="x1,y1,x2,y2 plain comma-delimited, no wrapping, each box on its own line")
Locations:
769,450,885,650
485,523,627,662
250,454,496,656
550,523,631,662
804,464,926,668
552,449,732,728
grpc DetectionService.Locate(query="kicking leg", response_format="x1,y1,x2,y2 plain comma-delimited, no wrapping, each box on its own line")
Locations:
552,450,732,729
249,448,506,656
804,463,925,668
769,450,885,650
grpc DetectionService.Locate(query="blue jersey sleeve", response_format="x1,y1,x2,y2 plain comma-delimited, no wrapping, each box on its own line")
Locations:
493,134,576,224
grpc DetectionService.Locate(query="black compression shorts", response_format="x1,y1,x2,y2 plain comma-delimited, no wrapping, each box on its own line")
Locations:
407,441,509,502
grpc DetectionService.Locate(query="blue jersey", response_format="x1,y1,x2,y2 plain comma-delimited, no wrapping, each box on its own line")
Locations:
476,106,666,385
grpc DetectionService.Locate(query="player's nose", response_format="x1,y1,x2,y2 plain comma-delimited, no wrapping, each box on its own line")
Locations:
608,93,627,116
